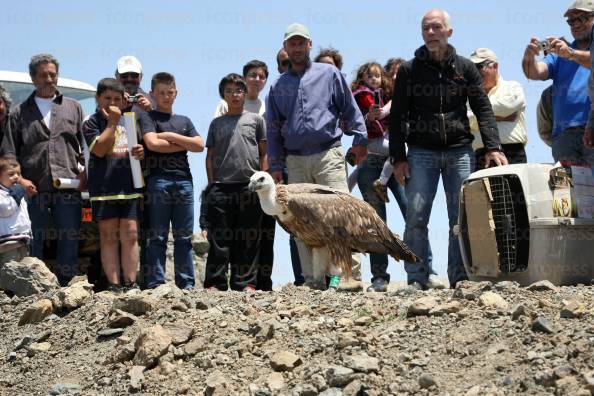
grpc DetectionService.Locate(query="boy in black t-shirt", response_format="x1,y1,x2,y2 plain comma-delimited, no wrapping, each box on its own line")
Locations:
82,78,144,293
139,72,204,290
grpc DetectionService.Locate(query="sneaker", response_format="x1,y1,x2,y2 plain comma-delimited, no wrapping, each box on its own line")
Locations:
366,278,388,292
122,282,140,294
407,281,424,291
243,285,257,292
338,278,363,292
373,179,389,203
427,275,447,290
105,283,123,294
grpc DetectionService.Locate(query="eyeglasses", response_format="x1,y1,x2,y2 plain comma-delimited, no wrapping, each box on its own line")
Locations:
120,72,140,79
566,13,594,26
476,61,494,70
223,88,245,95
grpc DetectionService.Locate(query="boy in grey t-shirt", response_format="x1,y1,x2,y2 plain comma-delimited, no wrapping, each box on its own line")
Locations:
203,73,268,291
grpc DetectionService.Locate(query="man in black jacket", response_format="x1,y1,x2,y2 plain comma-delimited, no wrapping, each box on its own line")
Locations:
389,8,507,289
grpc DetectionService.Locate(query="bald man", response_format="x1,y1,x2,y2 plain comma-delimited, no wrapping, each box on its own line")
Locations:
389,9,507,290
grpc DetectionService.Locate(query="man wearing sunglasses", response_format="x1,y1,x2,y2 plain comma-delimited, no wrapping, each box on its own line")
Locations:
115,55,154,113
522,0,594,165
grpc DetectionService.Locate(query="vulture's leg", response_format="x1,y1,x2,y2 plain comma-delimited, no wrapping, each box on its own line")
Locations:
295,240,314,286
311,247,330,290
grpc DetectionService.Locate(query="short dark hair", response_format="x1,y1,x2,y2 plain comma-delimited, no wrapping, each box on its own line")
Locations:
96,78,125,97
384,58,405,74
29,53,60,78
151,72,176,90
242,60,269,79
218,73,247,99
314,47,343,71
0,155,20,175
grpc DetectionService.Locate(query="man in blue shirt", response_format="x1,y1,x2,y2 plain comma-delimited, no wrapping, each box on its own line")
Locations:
522,0,594,164
266,23,367,290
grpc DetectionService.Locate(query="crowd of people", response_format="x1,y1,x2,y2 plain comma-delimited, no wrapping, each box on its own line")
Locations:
0,1,593,293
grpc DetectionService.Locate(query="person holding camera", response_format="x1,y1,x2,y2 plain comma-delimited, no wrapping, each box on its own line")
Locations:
522,0,594,165
115,55,154,113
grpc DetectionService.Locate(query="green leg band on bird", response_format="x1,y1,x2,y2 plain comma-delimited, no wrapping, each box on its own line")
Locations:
328,275,340,289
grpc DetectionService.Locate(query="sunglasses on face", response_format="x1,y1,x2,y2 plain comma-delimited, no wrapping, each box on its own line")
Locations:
120,72,140,79
476,61,493,70
566,13,594,26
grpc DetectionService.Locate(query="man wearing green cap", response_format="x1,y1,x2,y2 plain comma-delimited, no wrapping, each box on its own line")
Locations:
266,22,367,290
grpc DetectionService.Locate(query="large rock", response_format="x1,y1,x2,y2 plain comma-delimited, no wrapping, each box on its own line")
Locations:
18,298,54,325
0,257,59,297
527,280,558,292
134,324,172,367
51,278,93,310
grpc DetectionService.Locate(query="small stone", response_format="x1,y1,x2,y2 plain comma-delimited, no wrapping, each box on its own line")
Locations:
112,343,136,363
418,373,437,389
527,280,558,292
535,369,555,387
511,305,529,320
429,300,462,316
97,377,112,386
266,372,285,391
318,388,343,396
583,371,594,392
51,280,93,310
531,317,557,334
343,380,364,396
407,296,438,317
112,294,157,316
270,351,302,372
163,323,194,345
292,383,318,396
554,365,576,379
205,370,228,395
14,335,34,350
133,324,172,367
97,328,125,338
560,301,587,319
195,299,210,310
49,383,82,395
337,318,354,327
7,351,17,360
354,316,372,326
325,366,354,387
337,332,359,349
183,338,207,357
108,309,138,328
18,299,54,325
128,365,145,391
479,291,509,311
343,353,380,373
27,342,51,356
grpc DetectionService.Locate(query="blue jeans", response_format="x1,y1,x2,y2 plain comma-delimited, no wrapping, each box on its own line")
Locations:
28,191,81,286
552,126,594,165
403,146,474,287
145,176,195,289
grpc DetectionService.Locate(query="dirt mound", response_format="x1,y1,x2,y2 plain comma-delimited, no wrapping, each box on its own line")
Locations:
1,280,594,395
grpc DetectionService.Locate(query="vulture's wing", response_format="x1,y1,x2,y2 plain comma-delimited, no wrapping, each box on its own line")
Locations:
283,183,418,263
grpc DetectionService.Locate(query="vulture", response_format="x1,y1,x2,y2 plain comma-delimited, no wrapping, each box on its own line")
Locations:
248,171,419,286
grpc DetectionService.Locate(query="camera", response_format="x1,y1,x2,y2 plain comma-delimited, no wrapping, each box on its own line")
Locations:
537,40,551,52
127,94,139,104
373,91,380,106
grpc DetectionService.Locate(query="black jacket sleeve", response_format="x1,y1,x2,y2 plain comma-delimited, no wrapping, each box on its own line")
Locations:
465,62,502,151
389,64,410,163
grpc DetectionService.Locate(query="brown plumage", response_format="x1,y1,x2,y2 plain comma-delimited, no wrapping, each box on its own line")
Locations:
248,172,419,280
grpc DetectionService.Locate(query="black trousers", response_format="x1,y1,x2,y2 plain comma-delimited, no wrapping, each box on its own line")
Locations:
474,143,527,171
203,183,263,290
256,214,276,291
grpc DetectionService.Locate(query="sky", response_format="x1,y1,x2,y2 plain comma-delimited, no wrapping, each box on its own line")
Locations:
1,1,571,285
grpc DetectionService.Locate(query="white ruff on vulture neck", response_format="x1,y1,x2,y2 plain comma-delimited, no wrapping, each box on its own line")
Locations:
258,186,283,216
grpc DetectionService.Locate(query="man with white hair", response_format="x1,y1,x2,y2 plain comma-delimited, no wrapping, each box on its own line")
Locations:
115,55,153,113
468,48,528,170
389,9,507,290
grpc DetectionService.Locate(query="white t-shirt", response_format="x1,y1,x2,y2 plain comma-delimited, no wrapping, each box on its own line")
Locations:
34,96,55,128
213,98,265,118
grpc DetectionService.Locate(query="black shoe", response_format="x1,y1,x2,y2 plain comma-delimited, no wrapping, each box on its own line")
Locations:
122,282,140,294
105,283,123,294
366,278,388,292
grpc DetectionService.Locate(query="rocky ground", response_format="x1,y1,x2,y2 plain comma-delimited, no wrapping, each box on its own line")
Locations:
1,266,594,396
